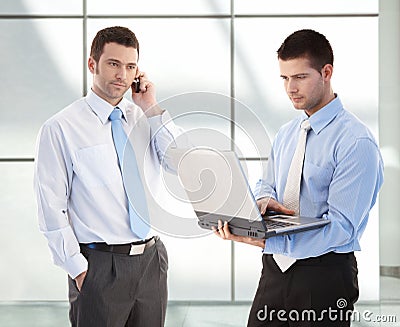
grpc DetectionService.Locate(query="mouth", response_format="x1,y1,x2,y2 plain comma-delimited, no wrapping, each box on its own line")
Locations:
290,96,303,103
112,82,127,88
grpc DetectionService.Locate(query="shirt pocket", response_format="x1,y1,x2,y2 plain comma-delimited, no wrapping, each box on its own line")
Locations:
74,144,120,187
303,161,334,203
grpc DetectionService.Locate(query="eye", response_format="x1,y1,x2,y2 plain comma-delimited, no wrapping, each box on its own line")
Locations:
296,75,307,79
281,76,288,81
127,65,136,70
109,62,118,67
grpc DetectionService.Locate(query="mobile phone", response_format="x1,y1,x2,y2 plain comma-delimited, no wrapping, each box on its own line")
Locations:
132,78,140,93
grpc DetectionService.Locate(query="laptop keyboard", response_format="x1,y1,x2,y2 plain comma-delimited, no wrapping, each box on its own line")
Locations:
265,219,293,229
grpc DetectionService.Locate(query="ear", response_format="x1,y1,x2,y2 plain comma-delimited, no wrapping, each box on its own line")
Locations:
321,64,333,81
88,57,96,74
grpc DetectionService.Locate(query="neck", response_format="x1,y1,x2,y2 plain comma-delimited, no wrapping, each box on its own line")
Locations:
305,89,335,116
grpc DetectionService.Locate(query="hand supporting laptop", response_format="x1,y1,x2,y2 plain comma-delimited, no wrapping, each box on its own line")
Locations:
212,197,295,247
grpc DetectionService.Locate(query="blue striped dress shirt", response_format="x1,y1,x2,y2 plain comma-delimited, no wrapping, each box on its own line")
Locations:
254,96,384,258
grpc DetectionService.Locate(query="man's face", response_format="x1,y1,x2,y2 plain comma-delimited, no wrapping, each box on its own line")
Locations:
88,42,138,106
279,57,332,116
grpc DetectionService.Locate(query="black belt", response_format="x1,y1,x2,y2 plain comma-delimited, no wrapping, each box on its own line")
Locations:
264,251,355,266
296,251,355,265
81,237,156,256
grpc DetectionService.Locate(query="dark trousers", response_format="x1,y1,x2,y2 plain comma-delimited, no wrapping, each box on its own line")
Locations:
68,237,168,327
247,252,359,327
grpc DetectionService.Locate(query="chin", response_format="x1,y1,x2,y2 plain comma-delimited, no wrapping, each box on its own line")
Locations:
292,104,305,110
109,90,125,98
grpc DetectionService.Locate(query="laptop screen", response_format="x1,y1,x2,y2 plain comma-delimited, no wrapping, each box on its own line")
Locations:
169,148,262,222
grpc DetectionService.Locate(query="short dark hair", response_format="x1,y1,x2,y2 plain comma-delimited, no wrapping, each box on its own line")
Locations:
90,26,139,62
277,29,333,71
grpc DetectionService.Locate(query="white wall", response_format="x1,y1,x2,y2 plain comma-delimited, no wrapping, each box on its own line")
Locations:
379,0,400,269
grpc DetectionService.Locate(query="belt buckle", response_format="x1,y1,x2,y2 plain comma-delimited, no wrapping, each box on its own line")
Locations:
129,243,146,255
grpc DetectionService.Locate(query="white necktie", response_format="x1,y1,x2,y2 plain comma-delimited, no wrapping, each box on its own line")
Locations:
273,119,311,272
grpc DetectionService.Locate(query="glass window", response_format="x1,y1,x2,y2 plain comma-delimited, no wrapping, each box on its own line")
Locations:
87,19,231,142
86,19,231,97
0,0,381,305
235,0,378,15
234,100,273,158
0,163,67,301
0,0,82,15
87,0,230,16
0,19,83,158
234,242,263,301
234,17,379,138
357,205,380,301
164,236,232,300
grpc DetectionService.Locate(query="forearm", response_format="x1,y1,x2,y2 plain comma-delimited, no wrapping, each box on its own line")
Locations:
239,236,266,249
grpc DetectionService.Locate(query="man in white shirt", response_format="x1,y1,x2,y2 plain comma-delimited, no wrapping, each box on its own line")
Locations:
34,26,183,326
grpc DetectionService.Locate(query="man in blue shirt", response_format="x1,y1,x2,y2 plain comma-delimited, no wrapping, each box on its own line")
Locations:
214,29,383,326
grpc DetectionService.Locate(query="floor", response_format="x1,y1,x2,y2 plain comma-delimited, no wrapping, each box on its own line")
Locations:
0,277,399,327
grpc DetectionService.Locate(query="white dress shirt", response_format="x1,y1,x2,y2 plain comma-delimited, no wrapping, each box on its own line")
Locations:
34,90,184,278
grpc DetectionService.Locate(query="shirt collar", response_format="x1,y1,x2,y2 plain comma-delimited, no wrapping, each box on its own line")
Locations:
85,89,130,125
300,94,343,135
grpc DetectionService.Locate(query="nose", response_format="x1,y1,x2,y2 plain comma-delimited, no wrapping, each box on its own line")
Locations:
116,66,127,80
286,78,298,94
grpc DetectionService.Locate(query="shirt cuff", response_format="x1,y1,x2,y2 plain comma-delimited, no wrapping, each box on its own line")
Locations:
255,194,275,201
147,110,173,129
64,252,88,279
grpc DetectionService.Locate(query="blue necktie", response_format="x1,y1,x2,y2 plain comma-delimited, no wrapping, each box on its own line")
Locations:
109,108,150,239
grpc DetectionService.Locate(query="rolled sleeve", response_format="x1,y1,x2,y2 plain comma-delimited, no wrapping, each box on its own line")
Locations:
147,110,187,171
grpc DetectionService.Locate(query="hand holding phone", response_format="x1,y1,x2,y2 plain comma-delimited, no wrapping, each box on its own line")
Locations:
131,71,163,116
132,78,140,93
